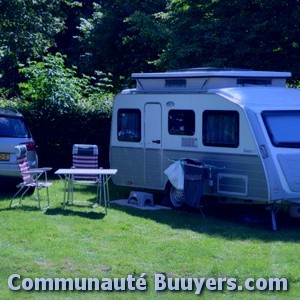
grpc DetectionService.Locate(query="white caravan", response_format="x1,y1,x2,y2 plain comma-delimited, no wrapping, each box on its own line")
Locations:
110,68,300,229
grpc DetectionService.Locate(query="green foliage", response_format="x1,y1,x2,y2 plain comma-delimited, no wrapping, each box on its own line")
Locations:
2,0,300,91
0,0,70,90
157,0,300,73
1,52,114,168
77,1,168,89
18,53,113,115
74,0,300,84
21,109,112,170
19,53,81,114
288,81,300,88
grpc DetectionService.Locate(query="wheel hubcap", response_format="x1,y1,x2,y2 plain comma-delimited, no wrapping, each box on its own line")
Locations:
170,186,185,207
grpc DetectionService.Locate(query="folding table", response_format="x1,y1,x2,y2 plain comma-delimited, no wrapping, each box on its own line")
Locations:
55,168,117,214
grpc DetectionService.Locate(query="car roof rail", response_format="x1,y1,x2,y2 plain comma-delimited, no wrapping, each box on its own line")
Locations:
0,107,22,117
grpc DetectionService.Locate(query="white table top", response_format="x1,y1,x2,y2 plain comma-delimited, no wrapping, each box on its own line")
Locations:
55,168,118,175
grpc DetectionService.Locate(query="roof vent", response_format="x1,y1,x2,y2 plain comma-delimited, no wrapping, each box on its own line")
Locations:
165,79,186,88
237,78,272,86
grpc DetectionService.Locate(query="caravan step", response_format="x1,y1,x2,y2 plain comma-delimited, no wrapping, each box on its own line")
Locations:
128,191,154,207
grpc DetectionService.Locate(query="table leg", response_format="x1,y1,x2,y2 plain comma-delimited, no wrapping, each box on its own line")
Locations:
62,175,67,208
104,176,107,214
98,175,102,207
61,174,72,208
102,175,111,214
70,174,75,205
106,175,110,209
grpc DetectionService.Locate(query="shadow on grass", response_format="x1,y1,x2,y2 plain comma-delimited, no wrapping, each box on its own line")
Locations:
0,189,16,199
45,206,106,220
109,200,300,242
2,203,106,220
0,205,40,212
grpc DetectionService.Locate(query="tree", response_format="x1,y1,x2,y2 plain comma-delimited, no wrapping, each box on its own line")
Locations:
157,0,300,76
19,52,113,115
54,0,95,70
14,52,113,168
0,0,70,91
77,0,168,90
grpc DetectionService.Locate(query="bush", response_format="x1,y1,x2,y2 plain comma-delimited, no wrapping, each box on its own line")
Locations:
0,53,114,170
21,108,112,170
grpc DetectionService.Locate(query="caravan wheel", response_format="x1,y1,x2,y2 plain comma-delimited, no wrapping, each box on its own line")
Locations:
169,186,185,208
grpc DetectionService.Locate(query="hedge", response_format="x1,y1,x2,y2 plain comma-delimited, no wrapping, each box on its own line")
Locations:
21,108,112,172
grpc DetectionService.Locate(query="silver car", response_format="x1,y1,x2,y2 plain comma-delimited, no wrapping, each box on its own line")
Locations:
0,108,38,184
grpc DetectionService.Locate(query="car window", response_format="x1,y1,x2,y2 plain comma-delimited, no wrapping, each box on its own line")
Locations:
0,117,30,138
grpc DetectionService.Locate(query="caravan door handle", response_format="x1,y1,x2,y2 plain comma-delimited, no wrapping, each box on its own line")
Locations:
152,140,161,144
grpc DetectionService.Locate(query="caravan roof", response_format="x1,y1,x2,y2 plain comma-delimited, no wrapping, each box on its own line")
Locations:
212,87,300,112
132,69,291,79
130,68,291,93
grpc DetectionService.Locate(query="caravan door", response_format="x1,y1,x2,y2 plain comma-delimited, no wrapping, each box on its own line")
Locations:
144,103,163,187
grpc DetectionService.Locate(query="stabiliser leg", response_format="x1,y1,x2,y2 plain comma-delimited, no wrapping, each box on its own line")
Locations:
267,203,280,231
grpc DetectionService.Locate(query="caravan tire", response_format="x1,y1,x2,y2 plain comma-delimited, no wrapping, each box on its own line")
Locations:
169,186,185,208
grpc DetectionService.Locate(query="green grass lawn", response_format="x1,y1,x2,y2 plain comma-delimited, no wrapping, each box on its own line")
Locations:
0,179,300,299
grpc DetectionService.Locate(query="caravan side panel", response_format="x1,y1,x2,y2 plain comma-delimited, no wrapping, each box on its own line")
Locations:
110,146,145,187
110,92,270,202
110,146,164,189
162,150,269,201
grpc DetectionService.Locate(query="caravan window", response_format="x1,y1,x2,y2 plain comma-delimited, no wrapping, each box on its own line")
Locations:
262,110,300,148
168,110,195,136
203,110,239,148
117,109,141,142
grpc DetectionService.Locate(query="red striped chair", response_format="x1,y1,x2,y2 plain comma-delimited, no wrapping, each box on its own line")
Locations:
72,144,99,181
9,145,52,209
69,144,100,205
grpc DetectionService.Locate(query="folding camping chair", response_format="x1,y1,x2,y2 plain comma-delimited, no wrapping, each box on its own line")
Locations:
69,144,101,205
9,145,52,209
